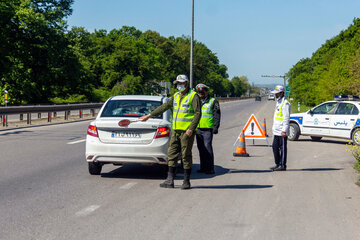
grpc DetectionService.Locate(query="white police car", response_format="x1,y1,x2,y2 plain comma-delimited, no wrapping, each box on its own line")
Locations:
288,95,360,145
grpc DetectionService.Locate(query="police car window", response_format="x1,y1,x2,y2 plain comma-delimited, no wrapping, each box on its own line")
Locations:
313,102,337,114
335,103,355,115
351,105,359,115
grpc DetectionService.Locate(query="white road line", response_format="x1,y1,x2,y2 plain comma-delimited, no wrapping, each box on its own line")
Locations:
75,205,100,217
67,139,86,145
119,182,138,190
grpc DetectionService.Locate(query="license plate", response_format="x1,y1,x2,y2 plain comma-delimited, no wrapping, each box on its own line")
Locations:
111,131,141,138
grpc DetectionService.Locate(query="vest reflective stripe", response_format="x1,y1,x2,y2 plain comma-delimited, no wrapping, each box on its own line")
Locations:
173,90,197,130
275,99,286,121
198,97,215,128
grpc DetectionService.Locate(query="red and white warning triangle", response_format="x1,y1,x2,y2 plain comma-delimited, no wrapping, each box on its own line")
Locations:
243,114,266,139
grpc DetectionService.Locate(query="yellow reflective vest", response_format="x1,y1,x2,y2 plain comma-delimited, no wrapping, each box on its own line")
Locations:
198,97,215,128
173,90,197,130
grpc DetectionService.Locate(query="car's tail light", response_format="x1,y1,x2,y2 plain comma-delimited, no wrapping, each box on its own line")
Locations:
87,125,98,137
154,127,170,139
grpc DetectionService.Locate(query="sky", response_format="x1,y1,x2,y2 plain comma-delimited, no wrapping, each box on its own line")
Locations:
66,0,360,86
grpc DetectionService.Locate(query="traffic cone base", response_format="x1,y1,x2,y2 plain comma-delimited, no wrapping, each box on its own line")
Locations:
233,130,249,157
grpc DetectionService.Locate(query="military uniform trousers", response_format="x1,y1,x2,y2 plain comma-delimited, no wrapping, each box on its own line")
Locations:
196,129,214,172
167,130,196,169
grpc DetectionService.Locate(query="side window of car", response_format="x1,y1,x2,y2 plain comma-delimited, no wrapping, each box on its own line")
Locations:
335,103,356,115
351,105,359,115
313,102,337,114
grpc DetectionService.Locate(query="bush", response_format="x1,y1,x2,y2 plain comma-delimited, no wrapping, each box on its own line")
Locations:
347,142,360,183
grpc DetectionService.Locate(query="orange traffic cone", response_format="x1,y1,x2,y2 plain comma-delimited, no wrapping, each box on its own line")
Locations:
233,130,249,157
261,118,268,137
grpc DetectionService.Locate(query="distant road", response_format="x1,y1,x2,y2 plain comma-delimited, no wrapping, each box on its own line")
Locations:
1,98,360,240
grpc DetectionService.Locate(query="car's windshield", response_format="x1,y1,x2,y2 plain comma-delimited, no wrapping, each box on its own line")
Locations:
101,99,163,118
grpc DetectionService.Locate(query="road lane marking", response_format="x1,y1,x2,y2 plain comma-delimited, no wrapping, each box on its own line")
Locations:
75,205,100,217
120,182,137,189
67,139,86,145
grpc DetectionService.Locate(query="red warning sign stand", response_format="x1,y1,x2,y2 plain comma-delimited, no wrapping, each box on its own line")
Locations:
242,114,269,146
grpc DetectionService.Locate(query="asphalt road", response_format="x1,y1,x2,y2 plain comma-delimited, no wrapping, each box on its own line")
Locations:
1,98,360,240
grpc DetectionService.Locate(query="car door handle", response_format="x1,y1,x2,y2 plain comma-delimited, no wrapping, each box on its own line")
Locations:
325,118,329,120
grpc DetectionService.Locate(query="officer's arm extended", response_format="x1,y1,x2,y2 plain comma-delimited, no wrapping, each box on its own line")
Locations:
139,96,174,121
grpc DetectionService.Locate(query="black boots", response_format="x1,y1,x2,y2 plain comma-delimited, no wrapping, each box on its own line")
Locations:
160,166,176,188
181,169,191,190
159,167,191,189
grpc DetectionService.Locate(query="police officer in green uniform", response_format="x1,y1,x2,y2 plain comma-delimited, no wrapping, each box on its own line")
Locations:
139,74,201,189
195,83,221,174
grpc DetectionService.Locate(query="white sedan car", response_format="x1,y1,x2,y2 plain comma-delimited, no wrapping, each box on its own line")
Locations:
289,95,360,145
86,95,171,175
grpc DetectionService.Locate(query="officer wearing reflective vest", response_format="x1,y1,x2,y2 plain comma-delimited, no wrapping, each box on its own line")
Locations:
195,83,221,174
270,85,290,171
139,74,201,189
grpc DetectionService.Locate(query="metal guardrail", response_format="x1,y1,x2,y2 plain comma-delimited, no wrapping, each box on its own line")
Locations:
0,97,253,128
0,103,103,127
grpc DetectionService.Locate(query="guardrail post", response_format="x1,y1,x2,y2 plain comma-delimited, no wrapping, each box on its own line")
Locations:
20,114,23,121
2,115,8,127
79,110,83,118
0,115,2,124
64,111,68,120
48,112,51,122
91,109,95,117
38,113,41,119
27,113,31,125
53,112,57,118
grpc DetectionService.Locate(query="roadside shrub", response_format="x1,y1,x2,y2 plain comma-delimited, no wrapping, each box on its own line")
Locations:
347,142,360,183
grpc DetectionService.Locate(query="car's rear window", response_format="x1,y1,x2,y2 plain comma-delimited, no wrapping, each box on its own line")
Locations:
101,100,163,118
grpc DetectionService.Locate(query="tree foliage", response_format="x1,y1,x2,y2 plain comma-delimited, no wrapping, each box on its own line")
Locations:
0,1,253,104
288,18,360,106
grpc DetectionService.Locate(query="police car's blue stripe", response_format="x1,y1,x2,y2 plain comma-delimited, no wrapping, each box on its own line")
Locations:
290,116,303,125
355,119,360,127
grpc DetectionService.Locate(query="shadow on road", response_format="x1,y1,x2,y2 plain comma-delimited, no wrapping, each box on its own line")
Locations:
230,168,342,173
101,164,168,180
296,138,348,145
192,184,273,189
230,169,272,173
288,168,343,171
100,163,231,180
0,130,33,136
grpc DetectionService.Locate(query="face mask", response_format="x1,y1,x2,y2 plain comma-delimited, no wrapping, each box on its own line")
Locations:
177,84,186,92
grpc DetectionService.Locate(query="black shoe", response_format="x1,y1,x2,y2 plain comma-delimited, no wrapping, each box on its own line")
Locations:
273,166,286,171
205,170,215,175
270,165,279,171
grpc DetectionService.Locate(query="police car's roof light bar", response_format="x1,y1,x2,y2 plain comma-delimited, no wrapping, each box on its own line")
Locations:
334,95,360,101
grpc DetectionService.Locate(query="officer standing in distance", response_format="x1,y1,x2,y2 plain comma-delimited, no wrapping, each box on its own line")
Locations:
270,85,291,171
139,74,201,189
195,83,221,174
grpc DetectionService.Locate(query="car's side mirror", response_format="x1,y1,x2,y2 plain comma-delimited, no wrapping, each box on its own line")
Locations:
308,109,314,115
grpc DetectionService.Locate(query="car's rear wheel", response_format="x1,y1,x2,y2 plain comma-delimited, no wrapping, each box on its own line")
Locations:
288,123,300,141
352,128,360,146
310,136,322,141
88,162,102,175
